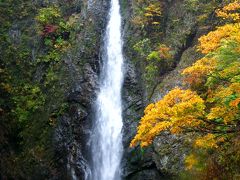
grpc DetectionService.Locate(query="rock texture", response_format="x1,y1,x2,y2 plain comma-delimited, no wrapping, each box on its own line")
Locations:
120,0,215,179
51,0,216,179
53,0,110,179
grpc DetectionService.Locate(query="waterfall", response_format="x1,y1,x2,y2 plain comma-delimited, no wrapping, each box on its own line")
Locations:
91,0,124,180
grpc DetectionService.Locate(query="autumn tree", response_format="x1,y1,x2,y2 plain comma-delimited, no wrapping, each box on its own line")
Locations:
131,1,240,177
131,0,162,29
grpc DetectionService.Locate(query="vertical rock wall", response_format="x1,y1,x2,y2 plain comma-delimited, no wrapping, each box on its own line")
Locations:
120,0,216,179
53,0,110,179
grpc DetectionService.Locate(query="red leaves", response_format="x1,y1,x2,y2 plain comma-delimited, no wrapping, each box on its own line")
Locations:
41,24,58,36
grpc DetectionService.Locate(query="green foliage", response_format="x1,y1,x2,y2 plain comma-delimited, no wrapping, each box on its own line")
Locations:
145,64,158,82
147,51,161,61
12,85,45,123
183,0,201,12
44,67,58,86
133,39,166,84
43,50,61,62
133,38,152,57
139,43,174,85
145,51,162,82
0,1,80,178
35,6,80,64
44,37,53,46
36,6,61,25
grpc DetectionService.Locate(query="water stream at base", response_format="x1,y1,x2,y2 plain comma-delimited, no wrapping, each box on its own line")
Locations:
91,0,124,180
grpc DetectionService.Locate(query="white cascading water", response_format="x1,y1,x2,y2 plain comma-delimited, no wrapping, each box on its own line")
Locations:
91,0,124,180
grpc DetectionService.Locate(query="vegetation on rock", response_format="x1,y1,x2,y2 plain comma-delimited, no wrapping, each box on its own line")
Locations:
0,1,80,178
1,0,240,179
131,1,240,178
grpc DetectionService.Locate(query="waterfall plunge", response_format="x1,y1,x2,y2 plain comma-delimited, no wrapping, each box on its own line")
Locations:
91,0,124,180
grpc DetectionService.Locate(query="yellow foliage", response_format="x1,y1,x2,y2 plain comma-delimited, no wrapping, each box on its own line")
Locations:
230,82,240,93
219,61,240,80
130,88,205,147
144,2,162,25
185,154,198,170
195,134,219,149
144,3,162,17
182,58,217,86
214,83,240,99
216,1,240,22
131,1,240,174
207,82,240,124
198,23,240,54
222,1,240,11
131,1,162,26
152,21,160,25
198,2,240,54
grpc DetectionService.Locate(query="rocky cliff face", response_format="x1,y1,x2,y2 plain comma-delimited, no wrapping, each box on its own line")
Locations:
0,0,215,179
120,0,215,179
1,0,110,179
53,0,214,179
53,0,110,179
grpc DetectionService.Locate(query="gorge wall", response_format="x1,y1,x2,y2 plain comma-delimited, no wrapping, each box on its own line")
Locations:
121,0,216,179
0,0,218,179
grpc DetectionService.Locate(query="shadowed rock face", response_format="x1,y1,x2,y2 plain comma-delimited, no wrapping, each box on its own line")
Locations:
53,0,110,179
54,0,148,178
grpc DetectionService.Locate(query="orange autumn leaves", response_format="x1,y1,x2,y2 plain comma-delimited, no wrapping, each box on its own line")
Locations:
198,23,240,54
130,88,205,147
131,1,240,149
216,1,240,21
198,1,240,54
182,57,217,86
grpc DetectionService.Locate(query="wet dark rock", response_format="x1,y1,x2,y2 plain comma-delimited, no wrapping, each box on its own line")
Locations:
9,26,21,44
121,53,148,180
54,102,92,179
67,64,98,107
127,169,162,180
53,0,110,179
